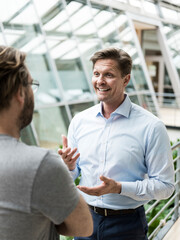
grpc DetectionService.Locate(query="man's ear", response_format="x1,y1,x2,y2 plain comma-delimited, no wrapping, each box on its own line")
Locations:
124,74,131,87
15,85,25,104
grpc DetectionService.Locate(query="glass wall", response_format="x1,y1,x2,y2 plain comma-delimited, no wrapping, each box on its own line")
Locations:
1,0,180,148
33,106,69,149
41,0,94,102
163,23,180,79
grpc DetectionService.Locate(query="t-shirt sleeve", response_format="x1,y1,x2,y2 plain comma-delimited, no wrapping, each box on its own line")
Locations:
31,151,80,225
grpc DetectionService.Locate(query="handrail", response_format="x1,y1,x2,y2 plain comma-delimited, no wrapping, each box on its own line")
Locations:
171,142,180,150
127,91,180,127
145,141,180,239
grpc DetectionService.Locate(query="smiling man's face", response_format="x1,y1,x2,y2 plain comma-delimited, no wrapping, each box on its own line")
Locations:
92,59,128,107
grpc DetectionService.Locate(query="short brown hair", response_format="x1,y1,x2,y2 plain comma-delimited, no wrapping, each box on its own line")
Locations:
90,47,132,77
0,46,28,111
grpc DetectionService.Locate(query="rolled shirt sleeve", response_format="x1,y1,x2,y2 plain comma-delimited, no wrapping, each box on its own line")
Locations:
121,121,175,201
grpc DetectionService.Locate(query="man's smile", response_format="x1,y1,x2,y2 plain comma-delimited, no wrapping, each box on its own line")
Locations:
96,87,111,92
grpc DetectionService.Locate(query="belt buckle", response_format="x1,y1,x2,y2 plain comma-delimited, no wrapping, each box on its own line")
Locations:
94,206,98,214
104,209,107,216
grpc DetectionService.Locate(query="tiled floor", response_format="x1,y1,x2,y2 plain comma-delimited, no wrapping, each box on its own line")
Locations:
163,217,180,240
158,107,180,142
159,107,180,128
166,128,180,142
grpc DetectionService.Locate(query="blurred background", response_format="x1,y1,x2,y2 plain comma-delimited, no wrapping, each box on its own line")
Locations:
0,0,180,148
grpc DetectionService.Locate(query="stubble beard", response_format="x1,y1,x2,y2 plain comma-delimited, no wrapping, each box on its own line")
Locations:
18,90,34,131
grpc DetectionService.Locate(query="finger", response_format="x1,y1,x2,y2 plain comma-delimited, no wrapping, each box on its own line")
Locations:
61,148,71,160
77,185,104,196
58,148,64,155
77,186,97,195
62,135,68,149
66,148,79,161
71,152,80,161
68,158,78,166
67,155,80,167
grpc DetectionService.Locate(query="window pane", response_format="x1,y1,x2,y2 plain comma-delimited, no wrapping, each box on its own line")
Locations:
33,107,69,149
94,8,119,47
129,0,142,9
0,32,6,45
161,7,178,21
71,3,101,89
20,124,38,146
42,1,92,102
1,1,62,106
69,5,92,31
34,0,60,17
163,23,180,79
143,1,158,16
69,102,94,117
114,11,149,91
115,0,127,3
0,0,29,22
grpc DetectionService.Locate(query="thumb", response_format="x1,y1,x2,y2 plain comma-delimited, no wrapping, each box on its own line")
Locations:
58,148,62,155
100,175,109,183
62,135,68,149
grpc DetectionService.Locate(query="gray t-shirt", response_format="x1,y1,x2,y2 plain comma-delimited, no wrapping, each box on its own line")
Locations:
0,134,79,240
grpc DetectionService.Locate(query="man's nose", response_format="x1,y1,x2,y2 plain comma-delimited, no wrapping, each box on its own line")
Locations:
97,75,105,84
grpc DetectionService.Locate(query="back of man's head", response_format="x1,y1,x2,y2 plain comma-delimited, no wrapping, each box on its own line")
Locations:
0,46,28,111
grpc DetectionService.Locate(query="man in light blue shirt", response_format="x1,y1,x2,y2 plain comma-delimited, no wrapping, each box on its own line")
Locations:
59,48,174,240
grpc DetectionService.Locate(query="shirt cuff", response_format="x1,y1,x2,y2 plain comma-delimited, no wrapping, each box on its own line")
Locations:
70,167,79,181
121,181,137,198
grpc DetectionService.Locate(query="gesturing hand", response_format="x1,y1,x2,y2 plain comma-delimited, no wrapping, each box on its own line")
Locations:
77,175,121,196
58,135,80,171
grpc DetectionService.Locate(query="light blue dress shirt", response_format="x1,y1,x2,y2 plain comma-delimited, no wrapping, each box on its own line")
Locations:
68,95,174,210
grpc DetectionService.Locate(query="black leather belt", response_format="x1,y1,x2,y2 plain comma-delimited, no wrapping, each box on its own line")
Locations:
88,205,138,217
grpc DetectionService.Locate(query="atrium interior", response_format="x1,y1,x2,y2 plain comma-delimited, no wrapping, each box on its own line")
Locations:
1,1,180,238
1,0,180,148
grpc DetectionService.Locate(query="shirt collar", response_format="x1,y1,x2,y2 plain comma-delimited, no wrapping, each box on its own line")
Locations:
96,94,132,118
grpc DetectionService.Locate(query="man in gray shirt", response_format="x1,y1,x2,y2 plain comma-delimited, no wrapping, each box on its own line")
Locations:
0,45,93,240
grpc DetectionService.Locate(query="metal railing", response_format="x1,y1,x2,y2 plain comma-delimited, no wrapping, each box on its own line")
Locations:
145,141,180,240
153,92,180,128
128,91,180,127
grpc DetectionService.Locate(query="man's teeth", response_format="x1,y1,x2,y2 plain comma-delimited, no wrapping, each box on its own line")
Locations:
98,88,110,92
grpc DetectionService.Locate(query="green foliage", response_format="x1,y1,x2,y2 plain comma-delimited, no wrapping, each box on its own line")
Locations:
75,175,81,186
145,199,173,236
171,138,180,160
60,236,73,240
145,139,179,237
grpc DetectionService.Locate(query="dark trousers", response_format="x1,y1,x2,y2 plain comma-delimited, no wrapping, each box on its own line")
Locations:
74,206,148,240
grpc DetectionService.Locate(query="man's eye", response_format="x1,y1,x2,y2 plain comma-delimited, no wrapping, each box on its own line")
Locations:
106,73,113,77
94,72,99,76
